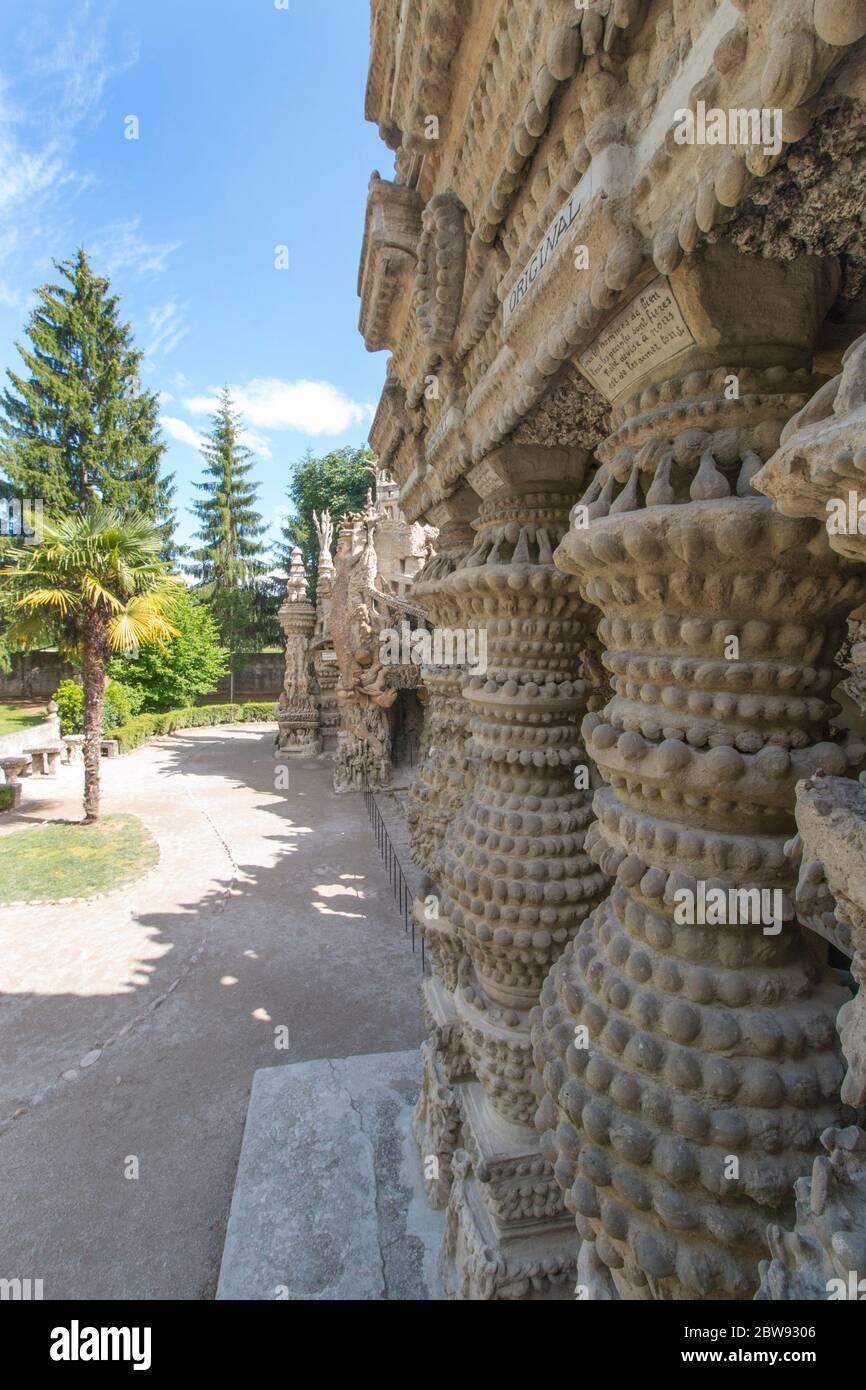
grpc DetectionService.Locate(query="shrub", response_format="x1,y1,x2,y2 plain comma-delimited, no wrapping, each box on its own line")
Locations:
103,680,144,730
55,678,145,735
54,679,84,735
0,786,15,813
103,702,267,750
240,702,275,723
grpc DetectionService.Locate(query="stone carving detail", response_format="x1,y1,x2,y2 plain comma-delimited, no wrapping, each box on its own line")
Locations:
330,479,434,793
431,444,609,1297
407,488,479,1210
358,175,423,352
533,250,866,1300
752,336,866,1301
757,1125,866,1302
310,510,340,752
276,549,321,758
755,333,866,563
415,193,468,352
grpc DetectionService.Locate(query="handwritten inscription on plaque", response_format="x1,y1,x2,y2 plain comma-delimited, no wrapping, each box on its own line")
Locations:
502,167,593,325
578,277,695,400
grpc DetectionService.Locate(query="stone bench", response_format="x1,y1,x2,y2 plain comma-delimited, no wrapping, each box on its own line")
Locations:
62,735,85,763
25,745,64,776
0,753,33,785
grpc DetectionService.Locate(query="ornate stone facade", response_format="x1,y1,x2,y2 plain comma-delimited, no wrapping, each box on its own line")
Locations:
356,0,866,1299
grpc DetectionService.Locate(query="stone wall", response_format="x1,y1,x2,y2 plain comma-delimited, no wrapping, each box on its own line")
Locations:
0,652,74,700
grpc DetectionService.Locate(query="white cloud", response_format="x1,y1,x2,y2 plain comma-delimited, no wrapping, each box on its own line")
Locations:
160,416,203,450
241,427,272,460
184,378,374,437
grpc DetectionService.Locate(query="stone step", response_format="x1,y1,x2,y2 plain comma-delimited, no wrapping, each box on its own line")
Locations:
217,1050,444,1301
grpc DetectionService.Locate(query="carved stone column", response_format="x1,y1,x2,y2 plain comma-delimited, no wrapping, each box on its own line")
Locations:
311,511,340,753
751,334,866,1300
433,444,609,1299
533,247,866,1300
408,487,479,1210
276,548,321,758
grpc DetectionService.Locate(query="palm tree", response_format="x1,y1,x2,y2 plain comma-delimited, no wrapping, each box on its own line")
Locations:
2,508,179,822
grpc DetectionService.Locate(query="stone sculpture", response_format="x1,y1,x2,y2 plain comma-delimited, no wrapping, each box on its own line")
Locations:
276,548,321,758
310,510,341,753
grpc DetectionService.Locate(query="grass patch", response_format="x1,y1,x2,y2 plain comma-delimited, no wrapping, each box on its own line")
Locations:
0,703,45,736
0,813,159,904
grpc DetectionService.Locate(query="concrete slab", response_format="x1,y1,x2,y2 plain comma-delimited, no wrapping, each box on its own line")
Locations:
217,1050,444,1301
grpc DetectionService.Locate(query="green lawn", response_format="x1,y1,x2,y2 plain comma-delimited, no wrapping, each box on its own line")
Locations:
0,703,45,736
0,813,159,904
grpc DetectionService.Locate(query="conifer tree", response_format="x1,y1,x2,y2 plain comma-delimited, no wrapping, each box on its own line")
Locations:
188,387,265,591
0,248,177,549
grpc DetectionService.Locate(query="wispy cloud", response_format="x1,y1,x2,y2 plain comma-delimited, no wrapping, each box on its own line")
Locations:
0,5,178,314
25,0,139,132
184,379,374,437
92,220,183,281
145,300,190,358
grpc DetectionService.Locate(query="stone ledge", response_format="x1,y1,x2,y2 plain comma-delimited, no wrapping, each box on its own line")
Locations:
217,1050,444,1301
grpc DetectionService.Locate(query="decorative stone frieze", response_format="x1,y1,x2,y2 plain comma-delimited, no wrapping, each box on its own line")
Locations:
532,248,866,1300
276,549,321,758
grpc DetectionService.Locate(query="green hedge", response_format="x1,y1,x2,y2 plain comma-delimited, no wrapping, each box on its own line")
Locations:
106,702,276,754
0,786,15,813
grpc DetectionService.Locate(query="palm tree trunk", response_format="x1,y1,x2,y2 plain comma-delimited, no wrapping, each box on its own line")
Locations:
81,606,108,824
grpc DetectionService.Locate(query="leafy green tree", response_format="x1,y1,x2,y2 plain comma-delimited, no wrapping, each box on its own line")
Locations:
276,445,375,591
2,508,179,822
0,248,177,550
109,587,228,711
188,388,265,591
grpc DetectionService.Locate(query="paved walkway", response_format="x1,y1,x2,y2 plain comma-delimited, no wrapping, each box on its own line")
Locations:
0,727,424,1299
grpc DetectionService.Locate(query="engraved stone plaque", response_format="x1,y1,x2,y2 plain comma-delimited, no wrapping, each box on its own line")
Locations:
502,166,594,325
427,502,451,528
578,277,695,401
467,458,504,498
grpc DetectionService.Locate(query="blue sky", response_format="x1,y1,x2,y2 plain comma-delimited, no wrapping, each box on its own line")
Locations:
0,0,392,552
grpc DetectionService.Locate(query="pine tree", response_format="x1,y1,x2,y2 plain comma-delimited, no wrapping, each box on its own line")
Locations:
188,387,265,592
0,248,177,548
